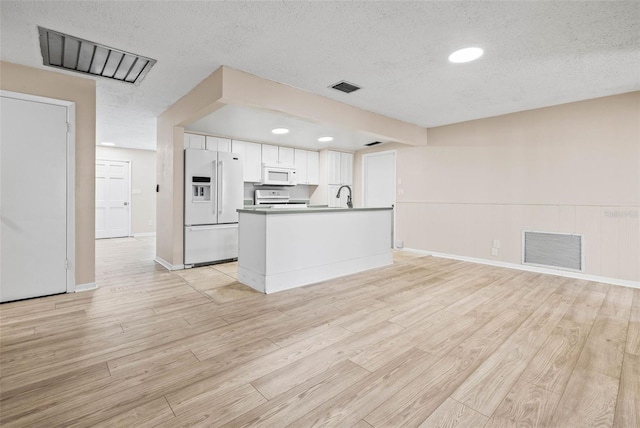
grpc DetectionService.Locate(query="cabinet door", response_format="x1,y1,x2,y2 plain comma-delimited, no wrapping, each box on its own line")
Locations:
279,147,295,166
184,133,205,150
232,140,262,182
205,136,218,151
294,149,308,184
217,138,231,152
341,152,353,186
262,144,279,165
307,150,319,185
328,150,342,184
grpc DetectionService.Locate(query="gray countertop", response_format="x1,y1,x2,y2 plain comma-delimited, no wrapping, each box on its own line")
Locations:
237,206,393,215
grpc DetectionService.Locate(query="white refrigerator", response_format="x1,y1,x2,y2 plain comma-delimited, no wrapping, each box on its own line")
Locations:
184,149,243,266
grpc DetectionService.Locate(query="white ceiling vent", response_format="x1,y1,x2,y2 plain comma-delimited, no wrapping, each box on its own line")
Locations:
330,81,361,94
522,231,584,272
38,26,156,85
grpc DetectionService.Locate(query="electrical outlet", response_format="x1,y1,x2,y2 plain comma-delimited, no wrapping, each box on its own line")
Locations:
398,188,405,196
491,247,499,256
492,239,500,249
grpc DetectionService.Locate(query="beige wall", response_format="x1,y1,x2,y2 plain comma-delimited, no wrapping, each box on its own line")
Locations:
1,61,96,286
156,67,225,266
355,92,640,282
96,146,156,235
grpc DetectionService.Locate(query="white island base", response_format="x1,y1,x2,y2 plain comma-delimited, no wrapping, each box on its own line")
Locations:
237,207,393,294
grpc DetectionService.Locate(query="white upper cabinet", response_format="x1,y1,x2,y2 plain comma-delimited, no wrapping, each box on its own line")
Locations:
278,147,295,166
205,136,231,152
327,150,352,185
328,150,342,185
340,152,353,186
232,140,262,182
184,133,205,150
263,144,295,166
307,150,319,185
261,144,279,165
294,149,320,185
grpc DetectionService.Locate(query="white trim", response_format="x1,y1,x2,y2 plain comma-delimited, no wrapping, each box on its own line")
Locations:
401,248,640,290
154,256,184,271
0,90,76,294
133,232,156,237
74,282,98,292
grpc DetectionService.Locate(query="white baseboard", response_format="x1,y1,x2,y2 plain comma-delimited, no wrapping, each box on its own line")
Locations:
154,256,184,271
133,232,156,237
74,282,98,292
402,248,640,290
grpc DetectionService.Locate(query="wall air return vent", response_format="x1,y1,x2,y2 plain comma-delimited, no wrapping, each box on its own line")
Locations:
38,26,156,85
522,231,584,272
330,81,361,94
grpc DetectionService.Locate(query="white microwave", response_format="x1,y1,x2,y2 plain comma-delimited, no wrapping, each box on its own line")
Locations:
262,164,297,186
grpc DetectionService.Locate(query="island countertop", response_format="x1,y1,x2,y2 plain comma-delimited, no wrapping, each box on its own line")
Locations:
237,206,393,215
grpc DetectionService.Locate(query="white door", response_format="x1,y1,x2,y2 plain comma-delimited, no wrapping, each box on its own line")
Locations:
96,159,130,238
363,150,396,247
1,94,72,302
363,151,396,207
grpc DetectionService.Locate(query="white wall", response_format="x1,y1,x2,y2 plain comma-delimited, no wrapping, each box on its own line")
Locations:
96,146,156,235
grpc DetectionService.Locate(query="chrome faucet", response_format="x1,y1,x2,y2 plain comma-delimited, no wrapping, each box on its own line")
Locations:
336,185,353,208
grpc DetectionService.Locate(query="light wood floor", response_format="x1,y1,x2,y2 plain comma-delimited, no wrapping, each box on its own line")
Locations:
1,236,638,427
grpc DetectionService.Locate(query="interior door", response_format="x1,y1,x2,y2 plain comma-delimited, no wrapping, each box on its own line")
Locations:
363,151,396,207
363,150,396,247
1,95,69,302
96,159,130,238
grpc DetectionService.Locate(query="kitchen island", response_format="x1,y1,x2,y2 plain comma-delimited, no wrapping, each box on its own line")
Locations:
237,206,393,293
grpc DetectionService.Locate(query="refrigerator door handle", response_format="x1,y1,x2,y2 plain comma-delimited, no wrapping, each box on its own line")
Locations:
212,160,218,216
218,160,224,215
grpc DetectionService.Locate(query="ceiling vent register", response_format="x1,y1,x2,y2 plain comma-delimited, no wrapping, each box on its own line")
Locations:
330,81,361,94
37,26,156,85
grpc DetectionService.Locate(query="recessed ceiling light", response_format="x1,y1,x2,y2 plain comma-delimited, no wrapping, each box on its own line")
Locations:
448,47,484,63
318,136,333,142
100,142,115,146
271,128,289,135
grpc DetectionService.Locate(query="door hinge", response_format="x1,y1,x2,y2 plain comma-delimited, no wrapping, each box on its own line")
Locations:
65,259,71,270
66,122,71,133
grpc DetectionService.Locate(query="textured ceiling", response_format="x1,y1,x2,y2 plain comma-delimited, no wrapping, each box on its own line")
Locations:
1,1,638,151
